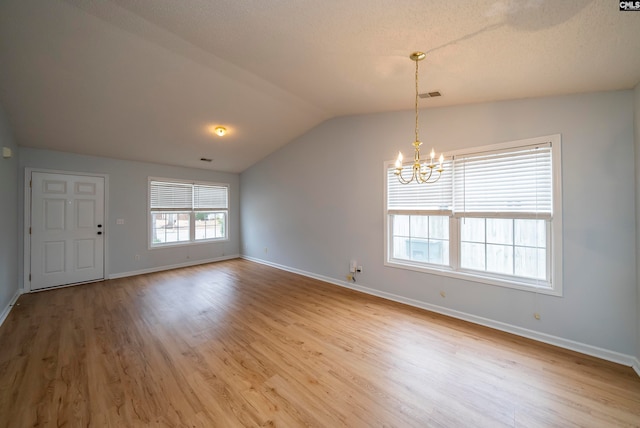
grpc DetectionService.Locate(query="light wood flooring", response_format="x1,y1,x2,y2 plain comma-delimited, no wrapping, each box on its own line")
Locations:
1,259,639,427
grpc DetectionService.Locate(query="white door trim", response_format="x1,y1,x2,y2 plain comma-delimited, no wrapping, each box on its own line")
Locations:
23,168,109,292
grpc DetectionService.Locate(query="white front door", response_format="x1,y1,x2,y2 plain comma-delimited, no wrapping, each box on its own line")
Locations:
30,172,105,291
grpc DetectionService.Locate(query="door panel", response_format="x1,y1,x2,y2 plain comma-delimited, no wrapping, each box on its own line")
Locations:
44,241,65,273
76,200,95,228
75,239,96,269
31,172,105,290
44,199,65,230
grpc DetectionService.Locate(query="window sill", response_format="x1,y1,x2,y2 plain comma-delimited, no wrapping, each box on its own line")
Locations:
149,238,229,250
385,259,562,297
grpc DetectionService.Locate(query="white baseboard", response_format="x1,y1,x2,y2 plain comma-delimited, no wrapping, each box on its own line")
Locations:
108,254,240,280
0,289,21,327
242,255,638,370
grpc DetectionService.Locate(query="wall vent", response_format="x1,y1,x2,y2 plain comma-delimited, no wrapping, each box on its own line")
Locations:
419,91,442,98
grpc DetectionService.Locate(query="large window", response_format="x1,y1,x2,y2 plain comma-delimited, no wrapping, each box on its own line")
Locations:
385,135,562,294
149,179,228,247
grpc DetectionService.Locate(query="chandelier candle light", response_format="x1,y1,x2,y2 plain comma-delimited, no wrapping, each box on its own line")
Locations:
394,52,444,184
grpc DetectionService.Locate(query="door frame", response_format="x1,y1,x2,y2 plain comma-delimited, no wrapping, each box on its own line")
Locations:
23,168,110,292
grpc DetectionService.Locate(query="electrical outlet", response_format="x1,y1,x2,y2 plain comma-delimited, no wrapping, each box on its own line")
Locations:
357,265,362,273
134,254,140,261
440,291,446,298
264,247,268,254
350,260,357,273
534,313,541,320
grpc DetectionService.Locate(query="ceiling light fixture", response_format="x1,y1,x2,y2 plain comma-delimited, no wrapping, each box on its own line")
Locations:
214,126,226,137
395,52,444,184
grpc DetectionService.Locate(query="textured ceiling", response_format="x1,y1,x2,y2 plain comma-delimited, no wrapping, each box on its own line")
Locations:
0,0,639,172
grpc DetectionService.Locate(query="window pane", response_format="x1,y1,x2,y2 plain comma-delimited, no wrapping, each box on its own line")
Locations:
393,237,410,260
486,244,513,275
515,219,546,247
461,242,485,270
409,238,429,262
461,217,485,242
428,239,449,265
151,212,190,244
390,215,449,266
515,247,546,280
410,216,429,238
429,216,449,239
195,211,226,240
486,218,513,245
393,215,410,236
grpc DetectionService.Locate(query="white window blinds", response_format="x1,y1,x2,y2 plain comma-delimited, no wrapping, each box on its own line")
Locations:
150,181,192,210
387,160,453,214
452,143,552,218
194,184,228,210
150,181,228,211
386,142,553,218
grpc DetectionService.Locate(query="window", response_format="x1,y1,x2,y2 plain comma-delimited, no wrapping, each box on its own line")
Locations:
459,217,547,280
390,214,450,265
385,135,562,295
149,179,228,247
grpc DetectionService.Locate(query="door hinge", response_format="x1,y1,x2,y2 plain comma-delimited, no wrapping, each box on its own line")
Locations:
29,274,31,281
29,227,31,235
29,180,32,188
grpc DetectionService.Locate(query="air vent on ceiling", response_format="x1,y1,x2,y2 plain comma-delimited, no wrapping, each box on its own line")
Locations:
200,158,213,162
419,91,442,98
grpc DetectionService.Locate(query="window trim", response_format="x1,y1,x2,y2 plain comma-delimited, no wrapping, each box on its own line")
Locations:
384,134,563,296
148,177,230,249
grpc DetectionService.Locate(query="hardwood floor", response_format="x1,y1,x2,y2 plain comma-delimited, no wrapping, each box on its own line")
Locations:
1,259,639,427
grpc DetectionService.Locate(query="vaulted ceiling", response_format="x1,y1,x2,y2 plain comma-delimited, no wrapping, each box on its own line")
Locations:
0,0,639,172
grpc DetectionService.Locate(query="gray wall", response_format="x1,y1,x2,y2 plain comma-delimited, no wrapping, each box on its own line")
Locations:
241,90,637,357
0,105,19,315
19,148,240,283
635,82,640,366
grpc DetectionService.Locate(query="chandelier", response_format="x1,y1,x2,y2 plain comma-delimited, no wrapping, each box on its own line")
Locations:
394,52,444,184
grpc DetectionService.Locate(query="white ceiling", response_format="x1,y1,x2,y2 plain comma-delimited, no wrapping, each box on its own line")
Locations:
0,0,639,173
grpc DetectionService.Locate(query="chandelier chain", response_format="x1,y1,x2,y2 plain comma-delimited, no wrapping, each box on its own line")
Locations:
415,58,419,143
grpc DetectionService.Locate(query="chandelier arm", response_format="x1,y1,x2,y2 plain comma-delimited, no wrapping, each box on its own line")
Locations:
428,170,442,184
395,167,415,184
396,162,444,185
421,168,443,184
418,165,434,183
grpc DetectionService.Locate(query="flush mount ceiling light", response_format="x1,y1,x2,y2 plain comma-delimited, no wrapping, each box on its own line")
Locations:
394,52,444,185
214,126,226,137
